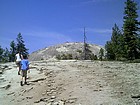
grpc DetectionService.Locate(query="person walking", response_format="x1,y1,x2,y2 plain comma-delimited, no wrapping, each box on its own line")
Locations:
20,54,29,86
15,51,23,75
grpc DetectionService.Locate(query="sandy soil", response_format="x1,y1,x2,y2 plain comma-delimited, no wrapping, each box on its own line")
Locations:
0,60,140,105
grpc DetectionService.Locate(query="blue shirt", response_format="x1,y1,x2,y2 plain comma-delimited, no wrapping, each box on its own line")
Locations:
21,59,29,70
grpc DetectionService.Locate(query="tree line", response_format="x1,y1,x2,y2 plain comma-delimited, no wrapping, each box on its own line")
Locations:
0,33,28,63
105,0,140,61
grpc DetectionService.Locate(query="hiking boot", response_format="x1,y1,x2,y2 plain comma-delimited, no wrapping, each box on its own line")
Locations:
20,81,23,86
24,82,29,85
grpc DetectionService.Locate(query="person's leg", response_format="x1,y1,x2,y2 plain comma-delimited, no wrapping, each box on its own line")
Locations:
20,77,23,86
24,71,27,84
20,70,23,86
18,61,21,75
25,76,27,84
18,69,20,75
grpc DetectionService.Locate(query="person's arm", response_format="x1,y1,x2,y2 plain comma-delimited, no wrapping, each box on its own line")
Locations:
15,55,17,62
27,60,30,73
21,54,23,60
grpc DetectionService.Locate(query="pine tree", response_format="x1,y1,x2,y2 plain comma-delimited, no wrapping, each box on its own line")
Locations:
123,0,140,60
16,33,28,55
0,46,4,62
99,48,104,61
3,48,10,62
9,40,17,62
111,24,124,60
105,24,122,60
105,41,115,60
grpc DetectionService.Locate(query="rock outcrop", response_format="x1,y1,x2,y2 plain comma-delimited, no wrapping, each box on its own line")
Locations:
29,42,104,61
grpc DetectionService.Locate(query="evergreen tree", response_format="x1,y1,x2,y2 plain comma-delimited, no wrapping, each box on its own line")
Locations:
0,46,4,62
16,33,28,55
111,24,124,60
99,48,104,61
123,0,140,60
116,34,126,60
83,43,94,60
3,48,10,62
105,41,115,60
9,40,17,62
105,24,122,60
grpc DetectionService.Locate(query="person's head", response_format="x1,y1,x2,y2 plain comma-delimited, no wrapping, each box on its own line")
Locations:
17,51,21,54
22,54,28,59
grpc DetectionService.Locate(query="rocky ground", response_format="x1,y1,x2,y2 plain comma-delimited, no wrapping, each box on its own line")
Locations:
0,60,140,105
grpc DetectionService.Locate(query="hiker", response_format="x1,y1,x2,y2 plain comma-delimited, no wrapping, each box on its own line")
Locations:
20,54,29,86
15,51,23,75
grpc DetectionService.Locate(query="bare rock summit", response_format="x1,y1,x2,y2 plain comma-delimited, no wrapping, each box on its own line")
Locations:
29,42,104,61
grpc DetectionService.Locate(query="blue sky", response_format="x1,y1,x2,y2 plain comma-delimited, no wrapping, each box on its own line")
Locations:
0,0,140,53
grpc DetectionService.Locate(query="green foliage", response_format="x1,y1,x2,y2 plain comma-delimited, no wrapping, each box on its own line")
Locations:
94,55,98,60
105,24,127,60
128,59,140,63
61,54,67,60
0,33,29,63
9,40,17,62
105,41,115,60
67,54,73,59
0,46,4,62
77,50,82,54
123,0,140,60
80,43,97,60
56,54,73,60
16,33,28,55
3,48,10,62
83,43,92,60
0,47,10,63
90,53,97,60
99,48,104,61
105,0,140,61
56,54,61,60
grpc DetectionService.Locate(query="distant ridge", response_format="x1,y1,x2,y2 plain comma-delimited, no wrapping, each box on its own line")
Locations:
29,42,104,61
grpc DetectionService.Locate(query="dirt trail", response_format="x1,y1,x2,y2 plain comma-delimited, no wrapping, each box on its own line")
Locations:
0,60,140,105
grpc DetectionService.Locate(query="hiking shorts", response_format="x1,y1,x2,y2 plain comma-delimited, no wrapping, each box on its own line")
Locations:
16,61,21,67
21,70,27,77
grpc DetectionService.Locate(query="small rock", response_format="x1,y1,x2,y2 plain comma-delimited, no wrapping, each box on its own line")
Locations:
23,90,26,93
48,84,51,87
40,97,48,102
50,73,53,75
42,92,46,95
0,77,4,81
58,100,65,105
47,91,52,95
7,92,15,95
47,102,52,105
51,81,55,83
5,84,11,90
34,100,40,103
1,65,8,69
66,98,77,103
0,70,3,74
131,94,140,98
51,96,56,99
26,96,33,99
50,99,55,102
68,99,75,103
51,89,56,93
53,102,59,105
